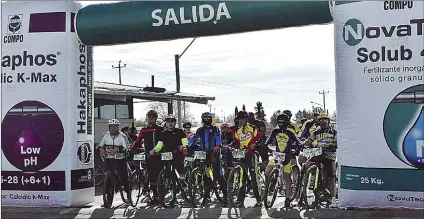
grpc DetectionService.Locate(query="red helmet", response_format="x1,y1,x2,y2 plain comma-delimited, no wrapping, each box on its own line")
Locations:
220,123,229,129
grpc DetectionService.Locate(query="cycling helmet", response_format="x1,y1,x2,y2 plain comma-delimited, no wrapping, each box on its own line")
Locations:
248,112,255,118
201,112,212,119
146,110,158,118
276,114,290,123
220,123,229,129
165,114,176,121
236,111,248,119
108,119,120,126
319,113,330,120
283,110,292,118
183,122,192,128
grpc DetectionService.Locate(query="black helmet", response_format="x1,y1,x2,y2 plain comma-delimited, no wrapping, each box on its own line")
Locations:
146,110,158,119
201,112,212,119
248,112,255,118
237,111,248,119
276,114,290,123
283,110,292,118
183,122,192,128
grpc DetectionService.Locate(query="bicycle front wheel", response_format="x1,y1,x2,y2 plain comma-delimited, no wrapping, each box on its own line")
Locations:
227,166,244,208
302,164,320,209
288,164,300,201
190,167,206,207
158,169,176,208
263,169,279,209
95,160,105,186
102,172,114,208
129,170,142,207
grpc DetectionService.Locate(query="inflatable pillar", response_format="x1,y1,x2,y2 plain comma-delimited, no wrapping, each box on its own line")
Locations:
1,1,94,206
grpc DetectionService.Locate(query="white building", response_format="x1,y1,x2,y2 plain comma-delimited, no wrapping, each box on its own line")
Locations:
93,81,215,145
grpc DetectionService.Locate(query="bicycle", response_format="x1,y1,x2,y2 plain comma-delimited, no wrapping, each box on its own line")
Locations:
157,150,191,208
102,146,132,208
263,150,288,208
127,148,151,207
226,148,262,208
94,157,106,187
189,150,225,207
301,147,333,209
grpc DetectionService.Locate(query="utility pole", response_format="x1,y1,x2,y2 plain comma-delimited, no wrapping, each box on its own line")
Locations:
208,104,212,113
112,60,126,84
319,89,329,112
175,37,197,128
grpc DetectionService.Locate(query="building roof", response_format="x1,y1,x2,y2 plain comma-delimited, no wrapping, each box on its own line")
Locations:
94,81,215,105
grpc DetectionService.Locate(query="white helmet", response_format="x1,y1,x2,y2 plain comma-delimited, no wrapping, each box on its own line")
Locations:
108,119,120,126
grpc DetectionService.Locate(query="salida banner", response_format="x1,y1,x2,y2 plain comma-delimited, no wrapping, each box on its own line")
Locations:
1,1,94,206
331,1,424,209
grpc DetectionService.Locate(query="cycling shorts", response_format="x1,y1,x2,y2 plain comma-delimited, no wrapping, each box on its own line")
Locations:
313,154,336,178
267,154,292,174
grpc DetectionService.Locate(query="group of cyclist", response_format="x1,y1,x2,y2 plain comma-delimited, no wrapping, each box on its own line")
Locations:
96,107,338,208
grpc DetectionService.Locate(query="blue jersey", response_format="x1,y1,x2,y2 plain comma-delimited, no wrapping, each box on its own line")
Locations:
187,125,222,151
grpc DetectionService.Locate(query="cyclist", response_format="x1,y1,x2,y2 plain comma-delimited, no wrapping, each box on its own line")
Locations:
300,118,308,127
283,110,300,135
131,110,164,205
98,119,131,204
255,119,268,171
183,122,195,140
299,112,320,140
303,113,338,208
220,123,233,146
186,112,228,204
233,110,261,207
150,114,188,180
264,113,301,207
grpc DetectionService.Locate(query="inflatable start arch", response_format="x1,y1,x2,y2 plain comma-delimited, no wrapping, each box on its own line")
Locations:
2,0,423,209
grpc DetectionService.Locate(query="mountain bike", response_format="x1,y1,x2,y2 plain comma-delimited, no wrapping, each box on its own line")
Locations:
157,150,191,208
301,147,332,209
189,151,225,207
127,148,150,207
226,148,261,207
95,157,105,186
263,150,288,208
102,147,132,208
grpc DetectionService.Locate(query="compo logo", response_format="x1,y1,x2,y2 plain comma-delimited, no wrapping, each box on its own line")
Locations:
343,19,365,46
8,14,23,35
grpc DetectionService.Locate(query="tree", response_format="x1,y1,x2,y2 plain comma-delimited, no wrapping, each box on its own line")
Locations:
134,118,146,127
225,114,236,125
254,101,267,122
294,109,314,122
146,101,193,122
269,110,281,127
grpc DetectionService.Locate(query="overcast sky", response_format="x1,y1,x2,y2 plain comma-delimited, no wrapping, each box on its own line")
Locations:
81,1,336,122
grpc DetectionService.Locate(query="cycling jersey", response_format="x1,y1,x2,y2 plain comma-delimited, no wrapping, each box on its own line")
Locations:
289,121,300,135
310,128,337,160
131,124,164,151
98,131,130,150
299,119,319,139
187,125,222,151
265,127,300,153
153,128,188,152
234,123,259,149
221,131,234,146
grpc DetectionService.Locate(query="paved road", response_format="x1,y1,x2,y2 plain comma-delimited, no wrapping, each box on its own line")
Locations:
2,187,423,219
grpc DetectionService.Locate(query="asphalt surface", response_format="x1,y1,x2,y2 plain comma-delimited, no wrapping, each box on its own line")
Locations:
2,187,423,219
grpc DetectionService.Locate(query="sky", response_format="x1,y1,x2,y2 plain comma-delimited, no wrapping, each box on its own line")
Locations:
80,1,337,122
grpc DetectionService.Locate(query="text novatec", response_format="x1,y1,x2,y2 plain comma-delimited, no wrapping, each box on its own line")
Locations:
343,18,424,63
76,41,93,135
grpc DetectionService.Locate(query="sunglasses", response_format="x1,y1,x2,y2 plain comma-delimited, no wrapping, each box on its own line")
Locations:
166,119,177,123
202,117,212,120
